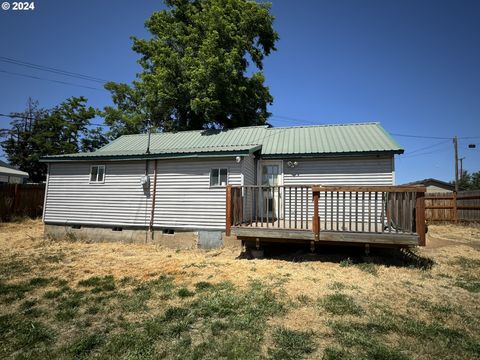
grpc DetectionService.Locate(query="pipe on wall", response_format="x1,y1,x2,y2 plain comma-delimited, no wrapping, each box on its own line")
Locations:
149,159,158,232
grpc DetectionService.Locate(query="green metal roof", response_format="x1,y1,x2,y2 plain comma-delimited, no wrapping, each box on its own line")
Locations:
260,123,403,157
42,122,403,161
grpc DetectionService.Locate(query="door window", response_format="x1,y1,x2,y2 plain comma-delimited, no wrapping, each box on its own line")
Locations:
262,165,280,186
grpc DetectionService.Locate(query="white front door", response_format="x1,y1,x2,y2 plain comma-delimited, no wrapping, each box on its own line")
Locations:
258,161,283,219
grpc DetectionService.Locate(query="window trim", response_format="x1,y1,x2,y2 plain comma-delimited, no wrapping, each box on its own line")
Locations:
210,167,229,187
89,165,106,184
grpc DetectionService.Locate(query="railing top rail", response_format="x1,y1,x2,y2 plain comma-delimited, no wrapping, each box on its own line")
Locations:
312,185,426,193
230,185,311,188
228,184,426,193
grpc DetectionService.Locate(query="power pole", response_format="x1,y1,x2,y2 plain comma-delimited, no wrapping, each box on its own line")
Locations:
453,136,458,192
459,157,465,178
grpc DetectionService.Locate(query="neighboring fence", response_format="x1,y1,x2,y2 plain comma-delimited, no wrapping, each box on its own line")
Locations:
425,190,480,222
0,183,45,221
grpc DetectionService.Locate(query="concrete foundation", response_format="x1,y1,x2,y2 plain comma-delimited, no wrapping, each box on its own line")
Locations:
44,224,241,250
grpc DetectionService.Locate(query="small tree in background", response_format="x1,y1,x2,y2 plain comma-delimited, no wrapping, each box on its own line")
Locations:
455,170,480,191
1,97,106,182
102,0,279,136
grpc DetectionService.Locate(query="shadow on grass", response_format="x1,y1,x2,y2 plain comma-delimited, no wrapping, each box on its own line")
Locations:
238,243,434,270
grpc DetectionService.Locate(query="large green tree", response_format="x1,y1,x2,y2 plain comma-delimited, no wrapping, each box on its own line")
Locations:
1,97,104,182
103,0,278,135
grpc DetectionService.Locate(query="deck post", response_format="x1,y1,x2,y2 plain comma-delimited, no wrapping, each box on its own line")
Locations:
415,191,426,246
313,188,320,241
226,185,233,236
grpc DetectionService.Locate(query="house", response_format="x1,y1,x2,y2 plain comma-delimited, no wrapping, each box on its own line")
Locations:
402,178,454,193
42,122,420,249
0,160,29,184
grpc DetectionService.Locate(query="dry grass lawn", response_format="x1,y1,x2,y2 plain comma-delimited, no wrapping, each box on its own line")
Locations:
0,219,479,359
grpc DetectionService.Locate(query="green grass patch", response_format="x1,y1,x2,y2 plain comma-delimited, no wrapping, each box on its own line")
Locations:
328,282,347,290
55,290,84,321
20,298,42,317
320,293,362,316
99,324,155,359
43,253,65,263
0,258,31,279
339,258,353,267
29,277,53,287
327,311,480,359
44,286,70,299
78,275,115,293
194,281,215,291
120,285,152,312
455,274,480,293
177,287,195,298
296,294,313,305
356,262,378,275
449,256,480,270
65,333,105,358
0,281,33,301
268,327,315,359
0,314,54,357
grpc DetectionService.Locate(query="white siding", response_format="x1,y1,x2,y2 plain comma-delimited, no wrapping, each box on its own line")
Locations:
43,155,395,231
242,155,256,186
153,158,243,230
282,156,394,223
44,161,153,227
283,156,394,186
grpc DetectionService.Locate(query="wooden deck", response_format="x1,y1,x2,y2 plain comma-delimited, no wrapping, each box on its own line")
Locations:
226,185,426,247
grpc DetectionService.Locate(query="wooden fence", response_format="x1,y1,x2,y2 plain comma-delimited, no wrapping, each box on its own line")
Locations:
425,190,480,222
0,183,45,221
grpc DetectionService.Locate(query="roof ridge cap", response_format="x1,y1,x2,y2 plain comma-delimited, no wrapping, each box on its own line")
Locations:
269,122,380,129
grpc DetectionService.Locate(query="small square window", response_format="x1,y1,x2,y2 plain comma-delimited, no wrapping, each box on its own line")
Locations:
90,165,105,183
210,168,228,187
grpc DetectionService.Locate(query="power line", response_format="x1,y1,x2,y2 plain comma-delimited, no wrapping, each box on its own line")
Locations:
390,133,451,140
400,146,451,159
0,69,105,91
406,139,451,155
391,132,480,140
0,56,109,84
270,115,322,125
0,113,109,127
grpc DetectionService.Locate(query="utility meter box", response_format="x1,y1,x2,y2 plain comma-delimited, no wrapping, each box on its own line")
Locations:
140,175,150,190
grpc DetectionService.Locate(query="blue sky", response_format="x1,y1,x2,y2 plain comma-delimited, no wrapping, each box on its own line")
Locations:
0,0,479,184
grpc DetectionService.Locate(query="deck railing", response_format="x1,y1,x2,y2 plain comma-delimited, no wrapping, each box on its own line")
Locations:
226,184,426,245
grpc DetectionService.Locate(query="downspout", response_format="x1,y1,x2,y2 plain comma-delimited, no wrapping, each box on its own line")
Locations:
149,159,158,233
42,163,50,223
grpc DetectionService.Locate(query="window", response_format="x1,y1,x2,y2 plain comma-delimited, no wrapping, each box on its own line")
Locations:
90,165,105,183
210,168,228,187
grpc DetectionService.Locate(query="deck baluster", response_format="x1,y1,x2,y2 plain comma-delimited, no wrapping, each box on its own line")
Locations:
289,187,292,229
349,192,352,231
330,191,334,231
306,188,309,230
368,191,372,232
324,191,327,231
295,187,298,229
300,187,304,229
362,192,365,232
355,193,358,231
